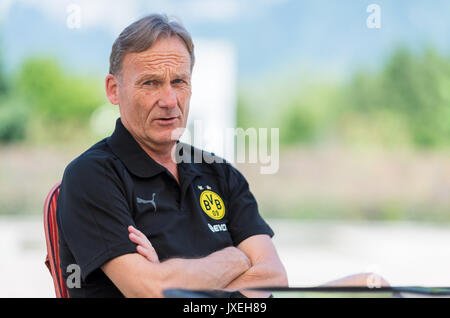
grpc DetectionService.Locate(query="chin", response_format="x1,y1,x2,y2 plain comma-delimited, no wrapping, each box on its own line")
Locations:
167,125,186,140
145,124,185,145
152,131,179,145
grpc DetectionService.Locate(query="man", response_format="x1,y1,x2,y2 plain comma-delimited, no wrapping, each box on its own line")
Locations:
57,14,288,298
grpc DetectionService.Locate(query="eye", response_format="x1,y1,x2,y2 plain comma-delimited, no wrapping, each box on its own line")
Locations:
172,79,185,85
143,80,154,86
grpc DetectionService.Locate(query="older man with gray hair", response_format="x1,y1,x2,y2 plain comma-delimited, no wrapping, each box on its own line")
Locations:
57,14,288,298
57,14,387,298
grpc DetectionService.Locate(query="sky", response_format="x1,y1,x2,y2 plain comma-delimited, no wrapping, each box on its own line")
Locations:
0,0,449,81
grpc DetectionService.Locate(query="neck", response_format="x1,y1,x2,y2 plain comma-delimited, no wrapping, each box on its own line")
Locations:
121,118,179,182
121,118,174,163
139,141,175,167
137,137,180,183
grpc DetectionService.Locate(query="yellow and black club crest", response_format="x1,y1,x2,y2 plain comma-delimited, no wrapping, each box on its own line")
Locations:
199,190,225,220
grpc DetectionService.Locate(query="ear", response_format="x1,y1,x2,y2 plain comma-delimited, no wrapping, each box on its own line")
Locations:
105,74,120,105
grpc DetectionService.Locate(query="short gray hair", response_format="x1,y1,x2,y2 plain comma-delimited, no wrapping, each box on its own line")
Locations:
109,14,195,75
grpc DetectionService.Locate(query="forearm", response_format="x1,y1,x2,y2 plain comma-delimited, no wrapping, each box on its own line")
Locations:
225,261,288,297
157,246,251,293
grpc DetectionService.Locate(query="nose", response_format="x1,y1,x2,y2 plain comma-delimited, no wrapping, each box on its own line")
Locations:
157,83,177,109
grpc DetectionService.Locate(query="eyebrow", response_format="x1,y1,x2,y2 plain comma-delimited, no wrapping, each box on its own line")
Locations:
135,72,190,84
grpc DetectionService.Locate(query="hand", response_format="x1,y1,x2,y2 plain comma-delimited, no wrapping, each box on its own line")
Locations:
128,225,160,263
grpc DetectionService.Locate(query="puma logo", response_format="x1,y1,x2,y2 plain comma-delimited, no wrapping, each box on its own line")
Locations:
136,193,157,211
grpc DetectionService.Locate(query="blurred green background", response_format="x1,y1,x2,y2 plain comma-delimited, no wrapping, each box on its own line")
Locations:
0,0,449,223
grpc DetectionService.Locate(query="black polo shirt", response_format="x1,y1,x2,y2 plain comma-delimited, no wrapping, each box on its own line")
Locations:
56,118,274,298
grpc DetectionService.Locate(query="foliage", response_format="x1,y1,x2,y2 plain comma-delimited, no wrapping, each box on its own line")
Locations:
0,44,449,149
280,82,342,145
239,46,450,149
0,48,8,95
0,55,105,143
15,57,105,121
0,97,29,142
345,47,450,147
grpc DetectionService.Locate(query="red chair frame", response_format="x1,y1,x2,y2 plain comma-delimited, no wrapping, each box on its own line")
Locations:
43,181,69,298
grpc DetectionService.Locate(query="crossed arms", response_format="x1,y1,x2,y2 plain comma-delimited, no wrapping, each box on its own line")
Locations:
101,226,289,298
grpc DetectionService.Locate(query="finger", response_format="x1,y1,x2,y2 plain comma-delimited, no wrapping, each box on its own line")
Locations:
128,225,145,238
136,245,152,261
137,245,159,263
137,246,156,263
129,233,147,247
128,225,152,241
131,235,153,256
133,234,153,250
129,226,152,244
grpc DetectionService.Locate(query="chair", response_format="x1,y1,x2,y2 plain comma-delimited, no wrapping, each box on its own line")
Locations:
43,181,69,298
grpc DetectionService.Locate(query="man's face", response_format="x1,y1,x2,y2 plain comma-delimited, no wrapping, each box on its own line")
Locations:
115,36,192,150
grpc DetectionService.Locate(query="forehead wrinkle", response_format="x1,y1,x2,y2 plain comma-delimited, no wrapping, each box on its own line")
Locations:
124,49,191,83
134,66,191,83
135,58,190,81
135,52,189,67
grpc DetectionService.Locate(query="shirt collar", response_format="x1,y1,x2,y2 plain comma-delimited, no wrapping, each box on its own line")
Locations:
107,118,202,179
107,118,166,178
176,143,202,177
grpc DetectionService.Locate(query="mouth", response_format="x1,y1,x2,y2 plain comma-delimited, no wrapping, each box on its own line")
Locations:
154,116,179,126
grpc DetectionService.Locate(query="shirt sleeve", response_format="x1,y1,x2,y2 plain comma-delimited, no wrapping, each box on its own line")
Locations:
57,156,137,282
225,163,274,246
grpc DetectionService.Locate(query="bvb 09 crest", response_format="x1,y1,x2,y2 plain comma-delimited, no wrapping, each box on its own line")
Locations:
199,190,225,220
